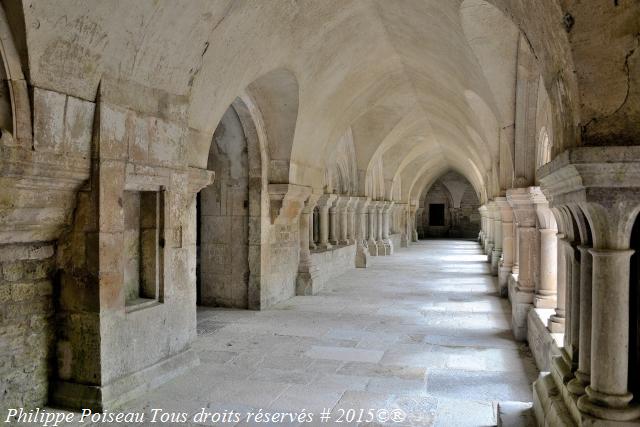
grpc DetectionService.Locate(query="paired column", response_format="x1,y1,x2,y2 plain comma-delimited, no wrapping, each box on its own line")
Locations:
296,194,321,295
329,198,340,246
316,194,336,250
382,201,394,255
376,202,386,255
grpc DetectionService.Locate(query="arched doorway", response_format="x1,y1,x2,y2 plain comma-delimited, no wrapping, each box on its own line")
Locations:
197,98,263,309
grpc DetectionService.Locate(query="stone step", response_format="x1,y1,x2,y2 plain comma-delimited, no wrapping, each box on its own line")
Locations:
497,401,535,427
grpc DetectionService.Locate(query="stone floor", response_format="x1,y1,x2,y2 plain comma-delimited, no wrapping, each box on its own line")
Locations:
38,240,538,426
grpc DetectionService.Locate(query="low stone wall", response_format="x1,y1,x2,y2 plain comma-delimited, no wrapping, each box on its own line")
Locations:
527,308,562,372
0,242,55,414
309,244,356,293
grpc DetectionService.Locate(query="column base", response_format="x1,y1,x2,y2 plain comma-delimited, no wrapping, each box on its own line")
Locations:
578,393,640,422
376,241,388,256
51,348,199,411
318,242,333,250
534,292,557,309
400,234,408,248
296,268,321,295
548,315,566,333
567,376,587,396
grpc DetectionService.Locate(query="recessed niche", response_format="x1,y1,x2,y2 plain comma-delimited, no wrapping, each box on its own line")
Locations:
123,190,164,309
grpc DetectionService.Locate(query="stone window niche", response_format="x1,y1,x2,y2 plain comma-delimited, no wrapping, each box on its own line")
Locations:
123,189,165,311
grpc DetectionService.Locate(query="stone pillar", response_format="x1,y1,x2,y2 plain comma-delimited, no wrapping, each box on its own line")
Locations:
337,196,351,245
382,201,394,255
567,246,593,396
398,203,409,247
485,201,495,260
536,229,557,307
578,249,640,420
532,188,557,308
478,205,488,245
548,233,566,333
496,198,514,295
347,202,356,245
415,207,424,240
568,243,581,368
506,188,538,340
355,197,371,267
316,194,336,250
368,202,379,256
376,202,386,255
329,198,340,246
309,206,317,251
491,202,502,276
296,194,321,295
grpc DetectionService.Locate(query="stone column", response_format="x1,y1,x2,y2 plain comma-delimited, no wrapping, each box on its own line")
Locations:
567,246,593,396
316,194,336,250
478,205,487,244
296,194,321,295
568,243,581,368
496,198,514,295
548,233,566,333
506,188,538,340
536,229,557,307
355,197,371,267
410,203,418,242
382,201,394,255
376,202,386,255
368,202,379,256
309,206,317,251
337,196,351,245
329,198,340,246
416,207,424,240
578,249,640,420
485,201,495,260
491,202,502,276
347,202,356,245
532,188,557,308
398,203,409,247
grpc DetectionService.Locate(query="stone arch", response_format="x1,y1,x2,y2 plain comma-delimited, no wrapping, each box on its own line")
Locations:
197,94,266,310
0,1,30,144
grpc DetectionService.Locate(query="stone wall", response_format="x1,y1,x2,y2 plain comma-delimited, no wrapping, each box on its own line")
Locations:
262,223,300,308
0,243,55,415
527,308,562,372
309,244,356,293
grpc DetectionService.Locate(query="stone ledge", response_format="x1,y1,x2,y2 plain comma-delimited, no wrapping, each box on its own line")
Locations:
51,348,199,411
527,308,562,372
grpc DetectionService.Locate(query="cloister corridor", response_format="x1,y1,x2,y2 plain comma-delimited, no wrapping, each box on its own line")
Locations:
105,240,537,426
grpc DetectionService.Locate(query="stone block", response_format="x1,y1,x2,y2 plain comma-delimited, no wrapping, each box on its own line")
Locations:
64,95,95,157
33,87,66,153
98,103,127,160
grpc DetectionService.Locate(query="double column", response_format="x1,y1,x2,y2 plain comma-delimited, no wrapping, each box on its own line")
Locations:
489,201,502,275
316,194,337,250
297,193,321,295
